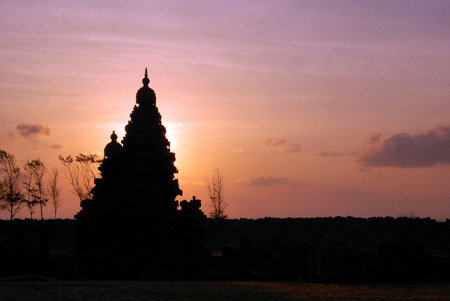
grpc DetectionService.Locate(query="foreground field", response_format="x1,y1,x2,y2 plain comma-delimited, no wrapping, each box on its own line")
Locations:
1,280,449,301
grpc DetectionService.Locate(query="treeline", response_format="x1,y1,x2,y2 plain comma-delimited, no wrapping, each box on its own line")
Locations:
0,149,101,220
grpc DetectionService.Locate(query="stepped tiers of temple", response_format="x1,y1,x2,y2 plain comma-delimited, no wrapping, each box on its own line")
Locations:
87,68,182,215
76,70,205,279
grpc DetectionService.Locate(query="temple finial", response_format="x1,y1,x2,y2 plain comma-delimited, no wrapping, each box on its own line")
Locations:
110,131,118,141
142,68,150,86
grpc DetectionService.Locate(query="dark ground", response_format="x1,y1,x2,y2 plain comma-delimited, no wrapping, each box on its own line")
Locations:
1,279,449,301
1,217,449,282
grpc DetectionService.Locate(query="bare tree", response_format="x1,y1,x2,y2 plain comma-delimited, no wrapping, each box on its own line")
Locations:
23,160,38,219
59,153,101,202
0,150,24,220
25,159,48,220
206,168,227,219
47,168,62,219
399,209,419,219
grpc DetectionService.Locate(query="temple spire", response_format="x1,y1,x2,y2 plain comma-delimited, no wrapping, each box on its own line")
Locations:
142,67,150,86
110,130,117,141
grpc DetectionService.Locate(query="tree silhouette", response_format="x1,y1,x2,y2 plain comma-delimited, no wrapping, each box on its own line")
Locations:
23,160,38,219
59,153,101,201
0,150,24,220
47,168,62,219
206,168,227,219
26,159,48,219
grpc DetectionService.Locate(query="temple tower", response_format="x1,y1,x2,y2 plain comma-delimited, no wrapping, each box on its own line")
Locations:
88,68,182,214
77,70,205,279
120,68,182,212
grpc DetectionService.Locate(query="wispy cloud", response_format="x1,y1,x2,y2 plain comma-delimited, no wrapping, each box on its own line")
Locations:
179,180,205,186
240,176,298,187
15,123,51,139
316,151,346,158
49,143,66,150
263,138,301,155
231,148,243,153
356,123,450,168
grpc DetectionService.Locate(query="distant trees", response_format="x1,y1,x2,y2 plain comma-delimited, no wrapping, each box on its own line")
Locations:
0,149,102,220
206,168,227,219
0,149,64,220
22,159,49,219
47,168,62,219
26,159,48,220
23,160,38,219
59,153,101,202
0,150,24,220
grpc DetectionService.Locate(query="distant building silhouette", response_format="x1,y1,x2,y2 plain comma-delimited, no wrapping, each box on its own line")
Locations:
76,69,205,279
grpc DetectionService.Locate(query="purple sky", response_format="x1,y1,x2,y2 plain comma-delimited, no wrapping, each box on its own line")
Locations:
0,0,450,220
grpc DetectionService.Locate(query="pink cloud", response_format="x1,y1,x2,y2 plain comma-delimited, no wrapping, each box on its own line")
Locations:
263,138,301,155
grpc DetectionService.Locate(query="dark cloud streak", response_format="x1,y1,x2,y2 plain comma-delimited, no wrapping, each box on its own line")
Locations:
241,176,300,187
49,143,65,150
247,176,289,186
316,151,346,158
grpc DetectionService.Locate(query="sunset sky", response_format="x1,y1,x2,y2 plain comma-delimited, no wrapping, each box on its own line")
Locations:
1,0,450,220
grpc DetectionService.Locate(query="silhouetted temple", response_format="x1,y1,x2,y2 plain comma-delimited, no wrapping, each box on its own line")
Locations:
76,69,205,279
